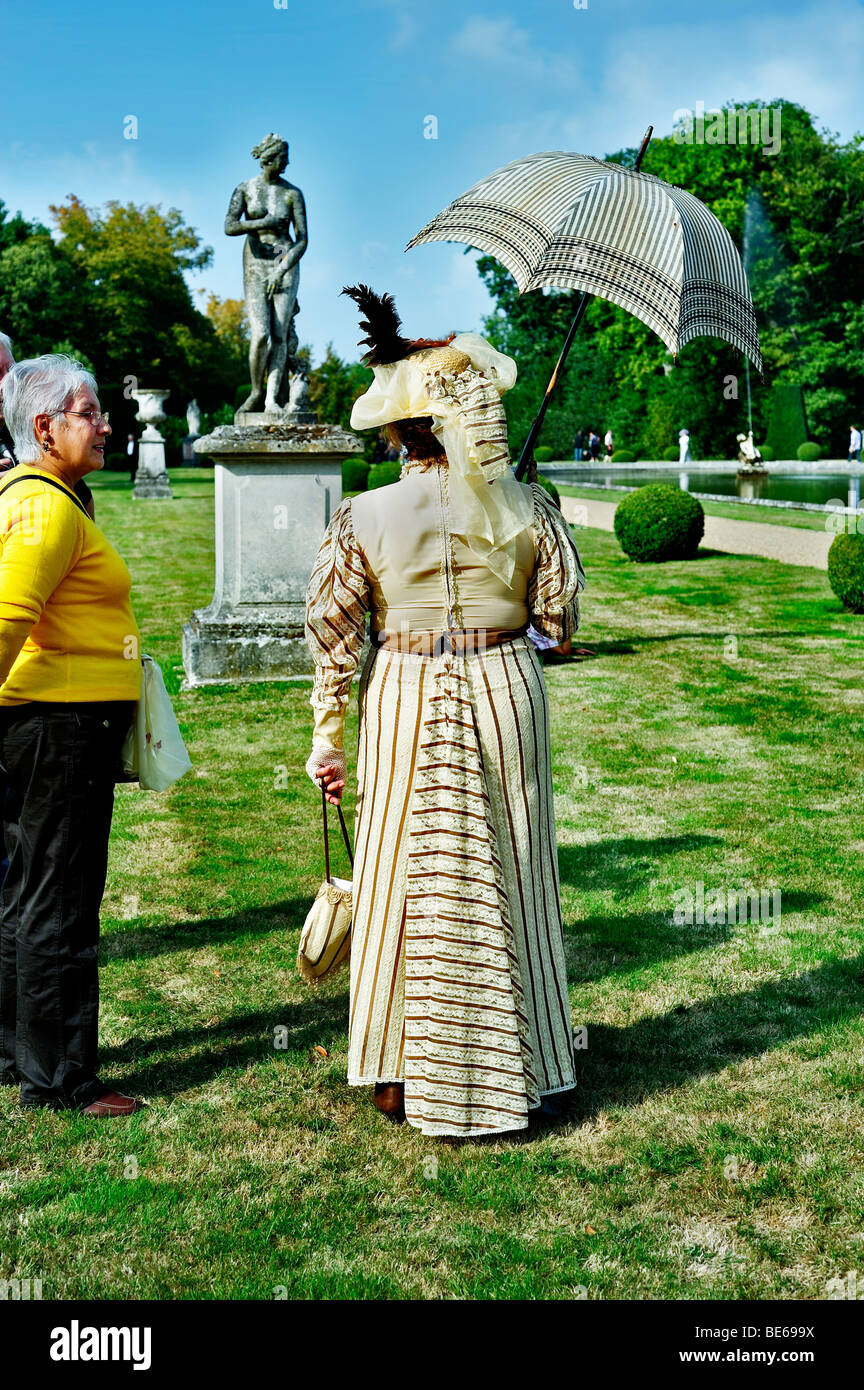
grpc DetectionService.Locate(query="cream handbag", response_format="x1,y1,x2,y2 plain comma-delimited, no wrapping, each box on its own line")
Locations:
297,786,354,985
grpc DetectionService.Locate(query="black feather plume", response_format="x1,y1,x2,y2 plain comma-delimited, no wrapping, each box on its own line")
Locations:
341,284,414,366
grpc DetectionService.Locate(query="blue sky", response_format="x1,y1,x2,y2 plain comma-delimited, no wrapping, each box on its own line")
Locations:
3,0,863,364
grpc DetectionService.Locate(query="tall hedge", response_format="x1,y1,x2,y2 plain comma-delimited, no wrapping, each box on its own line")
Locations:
765,384,808,461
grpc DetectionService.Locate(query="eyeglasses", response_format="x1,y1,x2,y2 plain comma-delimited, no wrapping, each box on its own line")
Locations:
54,408,110,426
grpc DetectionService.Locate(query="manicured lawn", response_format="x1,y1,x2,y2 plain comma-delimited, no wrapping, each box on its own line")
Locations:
1,466,862,1300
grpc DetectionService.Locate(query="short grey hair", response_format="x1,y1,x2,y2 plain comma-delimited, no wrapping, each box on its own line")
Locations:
0,331,12,359
0,354,98,463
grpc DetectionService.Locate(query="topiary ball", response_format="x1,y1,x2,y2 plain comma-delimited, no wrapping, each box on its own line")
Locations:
827,532,864,613
367,461,403,489
758,445,774,462
611,449,636,463
536,473,560,508
614,483,705,563
662,446,680,462
796,442,822,463
342,458,370,493
534,445,554,463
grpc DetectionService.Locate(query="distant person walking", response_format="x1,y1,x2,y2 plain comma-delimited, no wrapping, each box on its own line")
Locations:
679,428,693,464
573,429,584,461
849,424,862,463
589,430,600,461
126,432,138,484
604,429,614,459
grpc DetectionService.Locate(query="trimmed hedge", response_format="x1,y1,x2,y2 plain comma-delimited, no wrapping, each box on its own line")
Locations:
796,442,822,462
105,453,132,472
613,483,705,563
827,532,864,613
662,446,680,462
534,445,554,463
536,473,560,508
342,458,369,492
367,461,402,489
758,445,774,462
766,383,808,460
611,449,636,463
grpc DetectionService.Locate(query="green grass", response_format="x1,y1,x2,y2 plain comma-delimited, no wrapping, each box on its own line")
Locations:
1,466,863,1300
558,482,839,532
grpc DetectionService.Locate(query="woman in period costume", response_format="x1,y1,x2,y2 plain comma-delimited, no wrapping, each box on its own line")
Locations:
304,286,586,1138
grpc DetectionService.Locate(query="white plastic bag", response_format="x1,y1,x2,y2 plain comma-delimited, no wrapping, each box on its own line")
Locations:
121,654,193,792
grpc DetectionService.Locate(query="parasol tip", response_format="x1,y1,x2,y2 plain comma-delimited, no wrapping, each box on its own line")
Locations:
634,126,654,171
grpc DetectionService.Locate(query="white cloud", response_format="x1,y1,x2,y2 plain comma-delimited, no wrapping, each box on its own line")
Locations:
451,16,581,87
592,1,864,149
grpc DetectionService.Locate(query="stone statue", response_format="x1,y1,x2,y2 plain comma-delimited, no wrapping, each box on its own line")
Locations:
736,430,763,470
186,399,202,436
225,132,308,416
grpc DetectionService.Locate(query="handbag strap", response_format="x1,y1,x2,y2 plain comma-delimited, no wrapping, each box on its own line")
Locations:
0,472,91,520
321,784,354,883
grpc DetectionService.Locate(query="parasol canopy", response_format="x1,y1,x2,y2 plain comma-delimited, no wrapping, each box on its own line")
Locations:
407,149,762,374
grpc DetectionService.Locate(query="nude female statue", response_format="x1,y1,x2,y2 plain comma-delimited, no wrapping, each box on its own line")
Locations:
225,133,308,415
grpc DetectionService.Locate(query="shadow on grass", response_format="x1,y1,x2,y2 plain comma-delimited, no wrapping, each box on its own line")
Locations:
96,952,860,1141
564,629,802,658
572,953,864,1121
100,898,310,962
99,993,349,1097
563,889,829,983
558,834,723,894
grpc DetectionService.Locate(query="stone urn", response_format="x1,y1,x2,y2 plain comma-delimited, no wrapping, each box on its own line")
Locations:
132,388,172,499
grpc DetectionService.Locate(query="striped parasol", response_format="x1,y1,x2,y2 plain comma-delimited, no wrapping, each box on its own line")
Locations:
407,131,762,478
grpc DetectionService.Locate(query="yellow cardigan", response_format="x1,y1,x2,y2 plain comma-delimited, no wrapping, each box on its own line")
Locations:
0,466,142,705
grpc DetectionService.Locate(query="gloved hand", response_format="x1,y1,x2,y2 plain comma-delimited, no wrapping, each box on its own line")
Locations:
305,739,347,804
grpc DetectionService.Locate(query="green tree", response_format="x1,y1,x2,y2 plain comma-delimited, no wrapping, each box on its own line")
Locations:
205,294,249,380
0,195,247,445
477,101,864,460
305,344,374,456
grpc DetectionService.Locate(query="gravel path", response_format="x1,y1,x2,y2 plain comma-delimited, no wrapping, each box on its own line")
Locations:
561,496,832,570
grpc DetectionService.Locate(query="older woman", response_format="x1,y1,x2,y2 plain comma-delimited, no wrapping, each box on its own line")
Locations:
0,355,142,1115
305,288,586,1138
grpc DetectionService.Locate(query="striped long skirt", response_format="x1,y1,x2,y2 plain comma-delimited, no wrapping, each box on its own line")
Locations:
348,635,576,1137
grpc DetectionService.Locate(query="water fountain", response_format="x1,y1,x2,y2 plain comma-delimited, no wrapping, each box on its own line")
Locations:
737,189,773,482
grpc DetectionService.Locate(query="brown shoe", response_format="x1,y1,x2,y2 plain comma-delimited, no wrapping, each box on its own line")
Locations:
81,1091,144,1118
373,1082,405,1123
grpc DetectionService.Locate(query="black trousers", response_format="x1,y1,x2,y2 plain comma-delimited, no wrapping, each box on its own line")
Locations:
0,700,134,1108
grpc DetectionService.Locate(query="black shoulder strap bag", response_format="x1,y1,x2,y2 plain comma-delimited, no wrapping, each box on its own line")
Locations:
0,472,90,519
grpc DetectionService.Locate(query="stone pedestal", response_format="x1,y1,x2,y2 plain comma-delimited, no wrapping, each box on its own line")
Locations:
182,432,202,463
234,408,316,428
181,421,364,687
132,389,173,500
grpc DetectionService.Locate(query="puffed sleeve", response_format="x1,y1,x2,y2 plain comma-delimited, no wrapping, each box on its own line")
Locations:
527,483,586,642
304,498,371,749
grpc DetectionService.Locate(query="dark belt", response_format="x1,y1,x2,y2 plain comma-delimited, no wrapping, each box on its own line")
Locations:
372,625,529,656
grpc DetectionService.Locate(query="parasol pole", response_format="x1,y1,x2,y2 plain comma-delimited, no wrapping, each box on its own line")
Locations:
514,125,654,482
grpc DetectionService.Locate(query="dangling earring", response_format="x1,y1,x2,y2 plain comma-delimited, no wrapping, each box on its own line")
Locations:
42,438,50,453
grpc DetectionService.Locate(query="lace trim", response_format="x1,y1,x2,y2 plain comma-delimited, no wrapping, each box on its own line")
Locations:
399,457,447,478
437,466,464,630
